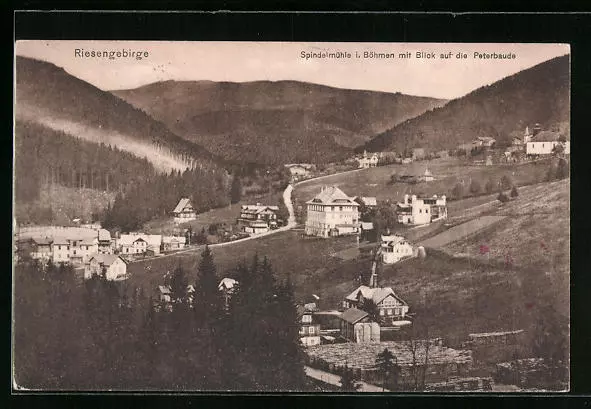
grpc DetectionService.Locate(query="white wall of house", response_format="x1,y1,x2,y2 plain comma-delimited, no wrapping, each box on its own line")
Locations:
305,204,359,237
382,241,414,264
526,141,570,155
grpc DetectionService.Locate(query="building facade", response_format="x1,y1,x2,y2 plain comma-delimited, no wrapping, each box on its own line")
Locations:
397,194,447,225
357,151,379,168
118,233,162,255
85,254,128,281
339,307,381,343
381,234,414,264
305,186,360,238
343,285,409,324
172,197,197,223
238,203,279,234
298,304,322,347
526,130,570,155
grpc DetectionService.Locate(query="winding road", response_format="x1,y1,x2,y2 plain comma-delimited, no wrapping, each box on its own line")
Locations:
130,168,364,263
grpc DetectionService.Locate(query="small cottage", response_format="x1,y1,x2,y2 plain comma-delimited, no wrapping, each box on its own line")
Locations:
85,254,128,281
339,307,380,343
173,197,197,223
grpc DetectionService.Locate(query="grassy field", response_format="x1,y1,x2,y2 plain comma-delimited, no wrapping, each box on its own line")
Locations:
293,157,552,207
128,173,568,359
126,231,363,301
444,179,570,282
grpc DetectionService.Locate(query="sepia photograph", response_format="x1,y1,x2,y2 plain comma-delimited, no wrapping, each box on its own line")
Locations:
12,41,570,392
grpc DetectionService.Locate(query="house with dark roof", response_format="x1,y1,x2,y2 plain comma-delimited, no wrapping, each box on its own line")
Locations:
297,303,322,347
173,197,197,223
339,307,380,343
343,285,409,324
526,130,570,155
305,186,360,237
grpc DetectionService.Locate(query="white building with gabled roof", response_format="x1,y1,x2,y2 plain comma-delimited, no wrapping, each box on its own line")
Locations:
305,186,360,238
381,234,414,264
85,254,128,281
118,233,162,255
173,197,197,223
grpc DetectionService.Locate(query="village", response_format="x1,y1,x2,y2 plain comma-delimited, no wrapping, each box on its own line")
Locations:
12,120,570,392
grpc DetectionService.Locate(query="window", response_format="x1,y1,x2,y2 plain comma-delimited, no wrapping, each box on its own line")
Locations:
426,208,429,213
387,309,392,315
302,315,312,323
380,309,385,316
309,326,315,335
419,209,422,213
73,250,77,255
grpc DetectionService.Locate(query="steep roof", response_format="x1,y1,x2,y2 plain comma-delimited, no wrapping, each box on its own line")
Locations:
158,285,171,294
98,229,111,241
361,197,377,206
119,234,162,247
173,198,193,214
219,277,238,291
306,186,358,205
340,307,369,324
345,285,408,306
241,204,280,213
381,234,409,248
531,130,566,142
32,237,52,245
162,235,187,244
90,254,125,266
361,222,374,230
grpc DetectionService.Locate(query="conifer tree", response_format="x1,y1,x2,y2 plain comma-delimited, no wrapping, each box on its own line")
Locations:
340,364,362,391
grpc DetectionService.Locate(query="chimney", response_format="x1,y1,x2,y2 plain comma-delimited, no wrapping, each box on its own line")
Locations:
369,262,378,288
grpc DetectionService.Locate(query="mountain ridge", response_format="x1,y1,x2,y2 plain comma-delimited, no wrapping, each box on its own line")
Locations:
15,56,228,172
360,54,570,154
113,79,447,165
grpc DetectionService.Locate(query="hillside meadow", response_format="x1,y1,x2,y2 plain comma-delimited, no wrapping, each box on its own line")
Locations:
293,157,552,207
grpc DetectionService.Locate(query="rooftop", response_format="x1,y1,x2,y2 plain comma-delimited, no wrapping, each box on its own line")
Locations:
173,197,193,214
340,307,369,324
306,186,358,206
345,285,408,306
90,254,124,266
530,130,568,142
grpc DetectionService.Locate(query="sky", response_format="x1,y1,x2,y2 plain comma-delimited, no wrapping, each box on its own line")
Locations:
15,41,569,100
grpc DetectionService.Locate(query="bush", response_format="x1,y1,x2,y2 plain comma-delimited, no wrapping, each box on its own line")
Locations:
485,178,495,194
497,192,510,203
469,180,481,194
510,186,519,198
451,183,464,200
500,175,513,190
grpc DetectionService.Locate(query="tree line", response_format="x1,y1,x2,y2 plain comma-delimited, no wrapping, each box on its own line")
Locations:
13,248,311,391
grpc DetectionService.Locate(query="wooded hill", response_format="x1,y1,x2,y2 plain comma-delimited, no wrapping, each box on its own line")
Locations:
15,56,226,173
113,80,446,165
14,121,231,229
361,54,570,154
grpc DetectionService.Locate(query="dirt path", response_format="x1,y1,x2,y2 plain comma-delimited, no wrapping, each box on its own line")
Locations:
418,215,507,248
